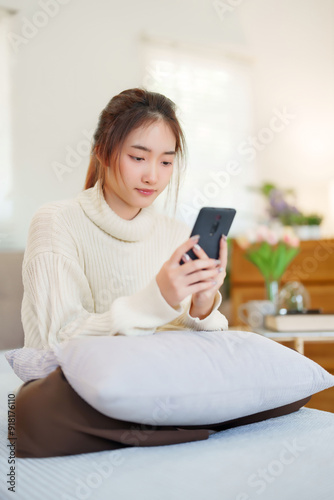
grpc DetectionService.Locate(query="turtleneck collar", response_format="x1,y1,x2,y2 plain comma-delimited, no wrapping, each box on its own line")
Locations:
76,180,157,242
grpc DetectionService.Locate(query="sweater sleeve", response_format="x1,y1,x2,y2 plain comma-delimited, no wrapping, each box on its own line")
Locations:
156,289,228,332
22,252,187,349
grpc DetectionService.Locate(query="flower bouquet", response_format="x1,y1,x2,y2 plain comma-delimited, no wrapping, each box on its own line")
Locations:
236,225,300,307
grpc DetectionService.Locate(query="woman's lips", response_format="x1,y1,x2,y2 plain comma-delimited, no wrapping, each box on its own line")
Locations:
136,188,156,196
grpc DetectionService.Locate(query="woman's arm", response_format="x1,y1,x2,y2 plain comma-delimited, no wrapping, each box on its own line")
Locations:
22,251,186,349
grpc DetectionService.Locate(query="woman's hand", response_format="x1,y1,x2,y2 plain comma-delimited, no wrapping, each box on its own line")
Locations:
156,234,227,311
187,235,228,319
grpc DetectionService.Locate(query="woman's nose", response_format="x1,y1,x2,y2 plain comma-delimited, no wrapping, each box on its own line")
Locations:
142,162,158,183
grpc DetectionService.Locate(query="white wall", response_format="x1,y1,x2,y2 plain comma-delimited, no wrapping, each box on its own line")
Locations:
0,0,23,11
239,0,334,236
2,0,334,249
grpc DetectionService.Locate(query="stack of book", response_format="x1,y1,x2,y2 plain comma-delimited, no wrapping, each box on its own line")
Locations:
264,313,334,332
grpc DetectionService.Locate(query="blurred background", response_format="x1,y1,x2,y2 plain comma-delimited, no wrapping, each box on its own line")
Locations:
1,3,334,411
1,0,334,250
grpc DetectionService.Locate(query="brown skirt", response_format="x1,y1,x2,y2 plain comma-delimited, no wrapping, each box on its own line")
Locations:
11,366,310,459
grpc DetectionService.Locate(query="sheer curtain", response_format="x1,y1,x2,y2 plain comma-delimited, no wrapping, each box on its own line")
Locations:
0,7,13,249
139,36,259,236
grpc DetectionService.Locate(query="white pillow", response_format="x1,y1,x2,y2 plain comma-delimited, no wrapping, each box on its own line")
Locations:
5,347,59,382
53,330,334,426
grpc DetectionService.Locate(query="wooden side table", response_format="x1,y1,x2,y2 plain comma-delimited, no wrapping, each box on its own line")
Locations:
238,328,334,355
229,238,334,326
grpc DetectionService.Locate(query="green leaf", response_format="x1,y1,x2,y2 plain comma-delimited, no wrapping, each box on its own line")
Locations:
245,242,299,281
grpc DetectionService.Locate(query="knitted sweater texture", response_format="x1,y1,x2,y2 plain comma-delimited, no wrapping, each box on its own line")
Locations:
21,181,228,349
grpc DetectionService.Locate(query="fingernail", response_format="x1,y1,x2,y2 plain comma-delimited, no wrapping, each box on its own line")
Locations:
221,234,227,241
194,243,201,251
182,253,190,262
215,259,221,265
211,280,217,285
218,267,223,273
191,234,200,241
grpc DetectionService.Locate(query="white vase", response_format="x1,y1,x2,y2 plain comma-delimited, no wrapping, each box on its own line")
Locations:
307,225,321,240
295,225,321,240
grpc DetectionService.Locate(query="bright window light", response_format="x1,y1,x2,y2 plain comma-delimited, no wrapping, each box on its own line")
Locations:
139,36,258,236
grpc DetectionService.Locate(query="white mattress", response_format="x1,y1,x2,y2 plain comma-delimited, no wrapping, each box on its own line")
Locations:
0,349,333,500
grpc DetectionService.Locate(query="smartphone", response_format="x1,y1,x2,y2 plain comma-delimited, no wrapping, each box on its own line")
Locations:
180,207,236,264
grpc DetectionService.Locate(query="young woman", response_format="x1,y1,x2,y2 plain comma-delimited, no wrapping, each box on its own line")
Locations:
13,88,229,458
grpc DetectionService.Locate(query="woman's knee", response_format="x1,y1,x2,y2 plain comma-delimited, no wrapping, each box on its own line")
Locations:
13,369,65,458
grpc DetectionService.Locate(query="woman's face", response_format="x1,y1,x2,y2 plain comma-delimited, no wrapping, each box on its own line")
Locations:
103,120,176,220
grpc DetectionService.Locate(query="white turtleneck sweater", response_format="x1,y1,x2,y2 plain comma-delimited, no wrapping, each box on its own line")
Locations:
21,180,228,349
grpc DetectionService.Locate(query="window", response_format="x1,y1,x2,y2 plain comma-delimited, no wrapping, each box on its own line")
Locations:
139,36,259,236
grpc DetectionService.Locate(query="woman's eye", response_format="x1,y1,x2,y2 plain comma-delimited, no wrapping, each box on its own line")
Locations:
130,156,144,162
130,156,171,166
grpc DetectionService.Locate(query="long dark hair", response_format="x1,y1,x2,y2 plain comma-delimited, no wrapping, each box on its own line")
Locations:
84,88,187,214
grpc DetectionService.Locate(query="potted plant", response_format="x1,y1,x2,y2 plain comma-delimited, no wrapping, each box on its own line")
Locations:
285,213,323,240
251,183,323,240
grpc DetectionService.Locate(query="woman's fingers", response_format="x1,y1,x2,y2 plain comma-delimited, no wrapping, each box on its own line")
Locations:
170,235,201,266
181,255,220,273
186,279,218,295
157,234,228,308
183,267,220,286
184,235,228,286
189,240,210,261
219,235,228,273
187,238,223,270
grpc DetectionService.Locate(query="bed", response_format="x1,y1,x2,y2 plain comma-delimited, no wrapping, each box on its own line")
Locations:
1,349,334,500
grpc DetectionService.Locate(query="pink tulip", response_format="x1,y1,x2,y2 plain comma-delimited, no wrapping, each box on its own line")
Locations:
289,236,299,248
255,225,269,242
237,224,299,248
266,229,279,245
281,226,300,247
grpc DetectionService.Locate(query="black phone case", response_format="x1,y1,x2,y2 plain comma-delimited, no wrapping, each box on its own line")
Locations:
180,207,236,264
